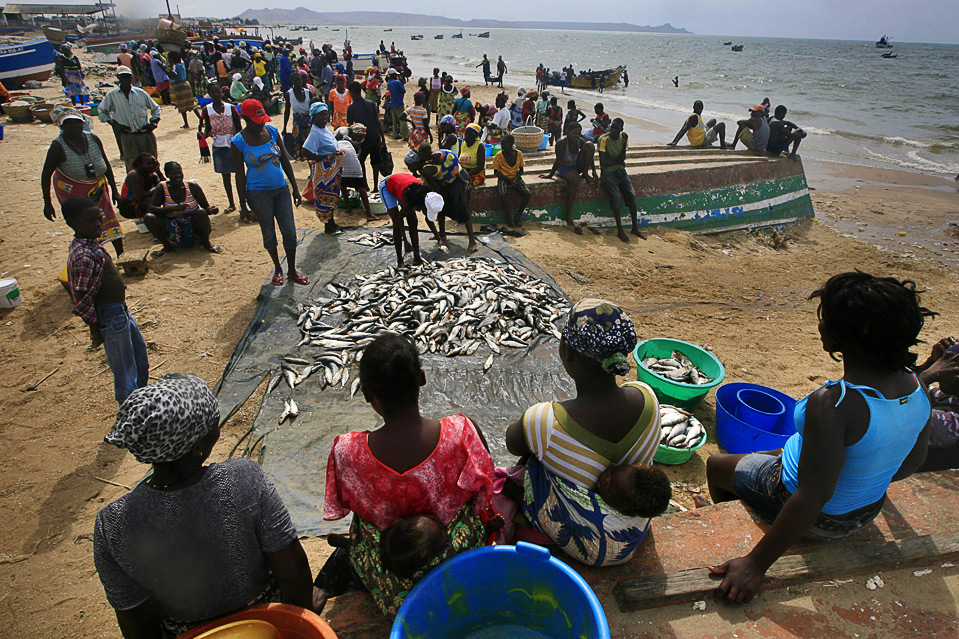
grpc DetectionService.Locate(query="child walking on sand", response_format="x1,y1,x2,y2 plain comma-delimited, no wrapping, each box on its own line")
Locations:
64,197,149,404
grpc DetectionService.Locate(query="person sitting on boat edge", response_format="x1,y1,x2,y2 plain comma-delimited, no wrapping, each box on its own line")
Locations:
492,133,531,229
668,100,727,149
93,374,319,636
599,118,646,243
501,299,670,566
317,333,500,615
766,105,808,159
731,104,770,153
699,272,933,603
541,121,597,234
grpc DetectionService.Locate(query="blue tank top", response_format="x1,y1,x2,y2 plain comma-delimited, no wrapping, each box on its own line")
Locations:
231,125,287,191
781,375,929,515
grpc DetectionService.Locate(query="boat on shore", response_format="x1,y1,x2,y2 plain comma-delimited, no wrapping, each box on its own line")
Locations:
0,38,55,87
468,146,813,234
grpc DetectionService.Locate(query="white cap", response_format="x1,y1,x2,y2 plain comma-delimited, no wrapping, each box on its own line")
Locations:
424,192,444,222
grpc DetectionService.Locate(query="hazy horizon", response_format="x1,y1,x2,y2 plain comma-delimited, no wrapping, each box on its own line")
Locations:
113,1,959,45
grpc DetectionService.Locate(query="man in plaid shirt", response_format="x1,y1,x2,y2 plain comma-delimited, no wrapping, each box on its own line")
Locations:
64,197,149,404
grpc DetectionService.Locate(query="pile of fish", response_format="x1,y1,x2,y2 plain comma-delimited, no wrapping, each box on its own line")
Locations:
659,405,705,449
642,350,713,385
266,257,568,414
347,231,395,249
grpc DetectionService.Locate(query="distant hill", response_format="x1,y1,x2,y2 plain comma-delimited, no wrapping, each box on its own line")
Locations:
234,9,691,34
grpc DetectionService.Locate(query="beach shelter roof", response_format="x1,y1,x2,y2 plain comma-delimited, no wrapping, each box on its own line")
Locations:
1,2,113,16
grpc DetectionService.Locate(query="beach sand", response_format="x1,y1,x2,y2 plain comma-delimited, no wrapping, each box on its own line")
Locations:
1,49,958,638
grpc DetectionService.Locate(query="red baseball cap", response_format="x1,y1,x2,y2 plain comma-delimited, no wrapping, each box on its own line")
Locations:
749,104,766,113
240,98,270,124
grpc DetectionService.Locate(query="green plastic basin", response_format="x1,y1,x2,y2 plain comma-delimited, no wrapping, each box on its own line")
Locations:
633,338,725,410
654,415,707,465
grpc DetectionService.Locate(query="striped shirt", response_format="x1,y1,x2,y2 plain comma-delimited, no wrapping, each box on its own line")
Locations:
98,86,161,132
522,381,661,489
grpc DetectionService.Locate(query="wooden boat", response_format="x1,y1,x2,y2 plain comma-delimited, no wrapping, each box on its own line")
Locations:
548,66,624,90
723,41,732,45
0,39,55,87
452,32,463,39
434,34,443,39
468,146,814,234
731,44,744,52
477,32,490,38
876,35,893,48
410,34,423,40
881,52,897,58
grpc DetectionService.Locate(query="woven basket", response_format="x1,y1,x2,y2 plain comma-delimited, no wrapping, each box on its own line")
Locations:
4,101,34,122
513,118,543,150
157,27,188,49
30,104,55,123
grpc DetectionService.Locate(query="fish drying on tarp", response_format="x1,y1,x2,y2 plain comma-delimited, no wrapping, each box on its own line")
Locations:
347,231,395,249
658,404,704,449
642,350,713,385
278,398,299,424
286,257,567,394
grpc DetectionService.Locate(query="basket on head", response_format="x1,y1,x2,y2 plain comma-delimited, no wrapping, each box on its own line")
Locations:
513,117,544,150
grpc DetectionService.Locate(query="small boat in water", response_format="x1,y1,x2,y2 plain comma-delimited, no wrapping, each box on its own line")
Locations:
723,41,732,45
434,34,444,39
876,35,893,48
411,34,423,40
383,28,392,32
452,32,463,39
546,66,624,90
731,44,744,52
881,52,897,58
477,31,490,38
0,39,55,87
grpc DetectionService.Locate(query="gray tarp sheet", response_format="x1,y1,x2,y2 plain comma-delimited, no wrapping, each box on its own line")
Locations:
214,228,573,536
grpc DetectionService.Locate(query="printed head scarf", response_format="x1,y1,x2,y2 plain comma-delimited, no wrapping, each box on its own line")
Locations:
105,373,220,464
309,101,328,116
561,299,637,376
439,114,457,129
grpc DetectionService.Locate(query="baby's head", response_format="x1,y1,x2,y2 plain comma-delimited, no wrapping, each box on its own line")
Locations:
596,464,671,518
380,514,447,579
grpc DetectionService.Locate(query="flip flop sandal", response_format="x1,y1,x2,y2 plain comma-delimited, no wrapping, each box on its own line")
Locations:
325,229,345,236
574,227,584,235
240,215,256,224
207,245,223,254
152,247,173,258
223,206,236,214
271,274,284,286
437,245,450,254
290,274,311,285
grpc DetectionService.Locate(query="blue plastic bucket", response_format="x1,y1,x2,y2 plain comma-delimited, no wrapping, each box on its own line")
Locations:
736,388,786,434
716,383,797,453
0,124,4,141
391,542,610,639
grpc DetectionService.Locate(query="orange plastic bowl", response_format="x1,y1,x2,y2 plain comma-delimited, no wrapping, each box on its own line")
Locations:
177,604,338,639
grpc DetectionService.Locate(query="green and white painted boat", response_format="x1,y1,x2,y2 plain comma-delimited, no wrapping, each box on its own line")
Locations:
468,145,814,234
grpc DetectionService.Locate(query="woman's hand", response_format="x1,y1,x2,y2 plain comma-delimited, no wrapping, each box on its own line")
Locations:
292,190,302,207
111,187,121,206
709,555,765,604
43,200,57,221
920,351,959,386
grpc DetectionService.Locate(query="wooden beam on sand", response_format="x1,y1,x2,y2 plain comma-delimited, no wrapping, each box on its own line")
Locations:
614,531,959,612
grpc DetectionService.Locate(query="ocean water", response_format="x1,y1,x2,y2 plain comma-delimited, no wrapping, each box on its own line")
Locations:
274,27,959,178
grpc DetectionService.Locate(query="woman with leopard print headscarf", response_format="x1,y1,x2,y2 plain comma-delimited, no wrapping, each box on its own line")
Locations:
93,373,321,637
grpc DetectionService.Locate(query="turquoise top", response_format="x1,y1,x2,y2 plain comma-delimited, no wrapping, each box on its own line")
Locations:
781,376,929,515
231,126,287,191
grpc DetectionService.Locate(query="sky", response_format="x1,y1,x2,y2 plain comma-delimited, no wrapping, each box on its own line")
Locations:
118,0,959,45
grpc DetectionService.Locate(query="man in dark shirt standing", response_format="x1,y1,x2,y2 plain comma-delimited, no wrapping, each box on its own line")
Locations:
347,81,387,186
386,69,406,140
476,54,491,86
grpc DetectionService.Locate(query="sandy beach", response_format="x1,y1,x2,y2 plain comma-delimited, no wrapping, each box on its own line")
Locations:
1,45,958,638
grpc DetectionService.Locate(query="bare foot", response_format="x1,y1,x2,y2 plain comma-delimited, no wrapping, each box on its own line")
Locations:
692,494,712,508
618,229,630,243
411,257,424,266
467,242,479,253
312,587,329,613
632,228,648,240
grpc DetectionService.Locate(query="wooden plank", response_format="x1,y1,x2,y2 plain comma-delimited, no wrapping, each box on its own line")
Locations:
613,531,959,612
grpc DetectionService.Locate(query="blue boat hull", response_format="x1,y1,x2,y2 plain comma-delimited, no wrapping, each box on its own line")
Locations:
0,39,55,87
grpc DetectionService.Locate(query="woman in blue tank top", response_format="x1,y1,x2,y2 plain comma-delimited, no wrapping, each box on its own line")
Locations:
702,272,935,603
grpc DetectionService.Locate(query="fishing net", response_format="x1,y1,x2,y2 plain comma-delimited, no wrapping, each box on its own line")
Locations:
214,228,573,535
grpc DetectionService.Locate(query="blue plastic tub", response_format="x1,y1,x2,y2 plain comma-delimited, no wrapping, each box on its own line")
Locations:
391,542,610,639
198,97,213,108
716,383,798,453
736,388,786,434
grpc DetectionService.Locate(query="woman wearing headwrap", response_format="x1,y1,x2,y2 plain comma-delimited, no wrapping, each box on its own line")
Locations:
93,374,318,637
251,75,276,111
504,299,663,566
230,72,251,102
452,86,475,131
58,43,90,105
436,114,458,151
300,102,345,235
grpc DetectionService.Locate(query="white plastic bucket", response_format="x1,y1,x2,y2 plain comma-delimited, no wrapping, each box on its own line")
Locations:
0,278,23,308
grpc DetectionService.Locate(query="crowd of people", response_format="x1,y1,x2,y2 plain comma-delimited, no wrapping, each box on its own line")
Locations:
39,35,959,638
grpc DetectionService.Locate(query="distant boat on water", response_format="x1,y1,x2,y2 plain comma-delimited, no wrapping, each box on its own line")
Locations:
731,44,744,52
476,31,490,38
881,52,897,58
434,34,443,39
723,41,732,45
452,32,463,39
383,28,392,32
411,34,423,40
876,35,893,48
